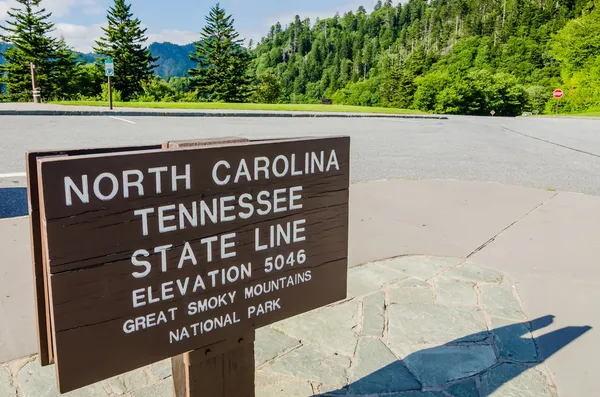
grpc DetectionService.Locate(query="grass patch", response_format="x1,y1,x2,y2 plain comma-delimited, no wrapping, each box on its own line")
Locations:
545,187,557,192
50,100,423,115
557,107,600,117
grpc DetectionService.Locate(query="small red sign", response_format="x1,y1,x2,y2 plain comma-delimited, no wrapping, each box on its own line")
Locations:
553,89,564,99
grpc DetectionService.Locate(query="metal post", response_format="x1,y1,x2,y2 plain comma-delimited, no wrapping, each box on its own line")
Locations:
30,63,40,104
556,99,558,115
108,76,113,110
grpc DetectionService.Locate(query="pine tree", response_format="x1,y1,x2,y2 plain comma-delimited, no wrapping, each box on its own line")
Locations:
50,39,82,99
0,0,63,101
189,3,252,102
94,0,158,101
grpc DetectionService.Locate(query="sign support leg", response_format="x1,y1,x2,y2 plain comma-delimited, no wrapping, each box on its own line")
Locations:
108,76,113,110
556,98,559,115
172,333,256,397
30,63,41,104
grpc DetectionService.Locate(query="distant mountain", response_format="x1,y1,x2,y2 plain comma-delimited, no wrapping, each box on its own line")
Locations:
77,52,97,64
149,42,196,79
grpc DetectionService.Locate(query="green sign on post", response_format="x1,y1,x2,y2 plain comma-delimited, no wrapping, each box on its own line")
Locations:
105,59,114,77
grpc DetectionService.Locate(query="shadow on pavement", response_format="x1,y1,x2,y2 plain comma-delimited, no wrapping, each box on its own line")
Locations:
0,187,28,219
315,315,591,396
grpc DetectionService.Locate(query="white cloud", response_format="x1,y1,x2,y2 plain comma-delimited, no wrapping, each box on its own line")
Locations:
267,0,380,28
0,1,14,20
83,6,105,16
0,0,100,22
147,29,198,46
54,23,104,52
44,0,97,18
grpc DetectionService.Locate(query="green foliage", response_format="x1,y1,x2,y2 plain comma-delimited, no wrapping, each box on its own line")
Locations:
332,77,382,107
251,0,595,114
189,3,252,102
414,70,527,116
550,1,600,112
93,0,158,101
252,69,282,103
551,3,600,75
167,76,191,93
526,86,551,114
101,82,122,102
0,0,79,101
137,76,178,102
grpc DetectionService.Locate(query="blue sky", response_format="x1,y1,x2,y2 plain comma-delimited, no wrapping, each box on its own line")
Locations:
0,0,379,52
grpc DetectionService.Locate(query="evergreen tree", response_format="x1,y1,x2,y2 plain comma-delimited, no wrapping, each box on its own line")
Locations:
51,39,82,99
189,3,252,102
0,0,71,101
94,0,158,101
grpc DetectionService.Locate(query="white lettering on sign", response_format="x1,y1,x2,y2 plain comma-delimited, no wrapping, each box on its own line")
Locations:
168,312,241,343
187,291,237,316
64,165,191,206
122,308,177,334
255,220,306,251
130,263,251,308
211,150,340,186
248,299,282,319
129,234,240,279
132,187,304,236
244,270,312,299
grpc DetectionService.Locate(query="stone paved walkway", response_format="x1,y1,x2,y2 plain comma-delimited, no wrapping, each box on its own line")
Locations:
0,256,560,397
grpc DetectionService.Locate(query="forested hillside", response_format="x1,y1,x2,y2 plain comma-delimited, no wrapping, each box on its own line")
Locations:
252,0,599,115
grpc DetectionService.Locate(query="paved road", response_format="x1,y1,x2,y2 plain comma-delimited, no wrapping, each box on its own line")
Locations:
1,115,599,194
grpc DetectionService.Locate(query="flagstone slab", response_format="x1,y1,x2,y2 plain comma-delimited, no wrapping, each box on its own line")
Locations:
387,392,446,397
444,262,503,284
256,327,301,366
379,256,463,281
362,292,385,337
0,366,16,397
348,338,421,394
256,373,314,397
480,284,527,321
404,345,496,387
387,304,488,348
150,360,172,381
491,318,538,363
388,282,435,305
107,370,150,395
261,345,350,388
130,379,171,397
347,263,407,297
18,359,109,397
274,301,359,357
446,378,480,397
435,277,478,307
480,363,556,397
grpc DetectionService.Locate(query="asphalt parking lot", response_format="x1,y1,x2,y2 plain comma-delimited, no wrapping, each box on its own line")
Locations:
1,114,600,218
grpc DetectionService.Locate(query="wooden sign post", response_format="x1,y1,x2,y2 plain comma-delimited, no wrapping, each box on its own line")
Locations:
27,136,350,396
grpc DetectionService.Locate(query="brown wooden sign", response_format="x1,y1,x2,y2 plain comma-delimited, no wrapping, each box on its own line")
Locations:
32,136,350,393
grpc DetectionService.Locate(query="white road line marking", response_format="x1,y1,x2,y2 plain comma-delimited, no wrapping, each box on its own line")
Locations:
109,116,137,124
0,172,26,178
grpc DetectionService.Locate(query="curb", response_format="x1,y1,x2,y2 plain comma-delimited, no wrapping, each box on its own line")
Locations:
0,109,448,119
